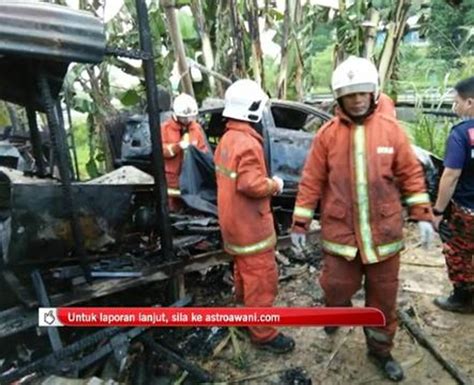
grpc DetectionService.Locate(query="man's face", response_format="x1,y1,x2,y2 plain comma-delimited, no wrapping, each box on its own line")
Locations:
452,93,474,118
340,92,372,117
177,116,196,126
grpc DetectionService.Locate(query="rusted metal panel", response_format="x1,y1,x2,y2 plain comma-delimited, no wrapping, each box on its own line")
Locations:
0,2,105,63
0,2,105,109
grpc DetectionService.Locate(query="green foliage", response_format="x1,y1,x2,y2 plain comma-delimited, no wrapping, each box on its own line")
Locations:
404,115,452,158
177,8,199,42
308,46,334,93
308,24,334,53
120,89,142,106
71,91,95,114
69,118,93,180
334,0,368,57
0,102,10,127
262,56,280,98
426,0,474,61
391,44,473,95
176,0,191,6
396,45,452,91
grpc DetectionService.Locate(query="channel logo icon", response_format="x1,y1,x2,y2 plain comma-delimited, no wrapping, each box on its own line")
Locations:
38,308,63,327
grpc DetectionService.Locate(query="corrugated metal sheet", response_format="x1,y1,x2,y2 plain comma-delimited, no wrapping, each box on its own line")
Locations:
0,1,105,63
0,2,106,110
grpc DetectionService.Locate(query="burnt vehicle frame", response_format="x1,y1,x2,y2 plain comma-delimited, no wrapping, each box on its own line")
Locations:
118,99,441,230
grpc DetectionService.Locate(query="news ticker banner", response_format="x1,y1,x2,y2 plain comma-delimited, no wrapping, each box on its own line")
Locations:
38,307,385,327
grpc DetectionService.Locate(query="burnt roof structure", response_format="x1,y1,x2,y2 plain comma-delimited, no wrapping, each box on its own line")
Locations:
0,1,106,110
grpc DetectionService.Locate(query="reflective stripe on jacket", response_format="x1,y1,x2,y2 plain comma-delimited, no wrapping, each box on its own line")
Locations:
214,120,279,255
161,118,208,190
293,109,432,264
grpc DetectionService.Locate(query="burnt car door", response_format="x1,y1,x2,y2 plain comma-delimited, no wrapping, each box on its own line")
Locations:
263,100,330,194
261,101,331,228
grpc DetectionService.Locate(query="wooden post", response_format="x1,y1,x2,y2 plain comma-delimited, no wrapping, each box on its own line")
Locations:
162,0,195,96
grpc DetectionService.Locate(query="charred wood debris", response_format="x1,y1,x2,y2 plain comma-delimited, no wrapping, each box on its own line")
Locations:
0,213,322,384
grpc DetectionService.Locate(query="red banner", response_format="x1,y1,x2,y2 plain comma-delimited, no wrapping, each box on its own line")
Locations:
44,307,385,327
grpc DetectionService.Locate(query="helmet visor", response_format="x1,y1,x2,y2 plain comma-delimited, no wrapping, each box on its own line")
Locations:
334,83,376,99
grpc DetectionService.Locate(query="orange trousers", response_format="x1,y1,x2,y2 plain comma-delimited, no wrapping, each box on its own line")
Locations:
233,249,279,343
168,196,183,212
320,253,400,356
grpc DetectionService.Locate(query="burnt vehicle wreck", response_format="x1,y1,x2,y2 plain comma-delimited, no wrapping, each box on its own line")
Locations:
117,100,441,223
0,1,443,383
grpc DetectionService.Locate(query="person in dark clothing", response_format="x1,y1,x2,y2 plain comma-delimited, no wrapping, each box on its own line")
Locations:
433,76,474,314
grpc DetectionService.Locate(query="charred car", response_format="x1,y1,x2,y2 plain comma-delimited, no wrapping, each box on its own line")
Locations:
117,99,441,230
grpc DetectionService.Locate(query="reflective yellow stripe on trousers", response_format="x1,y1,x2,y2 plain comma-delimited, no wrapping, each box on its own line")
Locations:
167,188,181,197
354,125,378,264
322,239,404,259
225,233,277,255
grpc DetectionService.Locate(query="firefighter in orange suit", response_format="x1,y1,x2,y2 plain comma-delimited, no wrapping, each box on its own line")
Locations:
214,79,295,354
290,57,434,381
377,92,397,117
161,93,208,211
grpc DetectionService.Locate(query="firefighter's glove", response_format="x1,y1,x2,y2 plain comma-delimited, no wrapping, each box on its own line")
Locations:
272,176,284,195
179,140,190,150
290,232,306,253
418,220,434,250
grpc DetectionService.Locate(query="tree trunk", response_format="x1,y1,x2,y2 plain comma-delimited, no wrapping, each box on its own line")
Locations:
229,0,246,79
362,7,380,60
264,0,272,29
214,0,231,96
247,0,265,87
277,0,291,99
293,0,304,100
85,67,116,172
162,0,195,96
377,0,410,90
333,0,347,67
190,0,216,94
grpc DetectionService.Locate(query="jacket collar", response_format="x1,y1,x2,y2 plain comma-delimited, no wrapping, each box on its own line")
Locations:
167,118,183,131
225,119,263,143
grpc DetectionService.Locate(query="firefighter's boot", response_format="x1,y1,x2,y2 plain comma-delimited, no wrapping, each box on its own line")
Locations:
255,333,295,354
324,326,339,335
434,284,474,313
368,352,404,382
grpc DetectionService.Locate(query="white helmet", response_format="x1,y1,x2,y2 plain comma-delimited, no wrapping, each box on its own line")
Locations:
222,79,269,123
331,56,379,99
173,93,198,117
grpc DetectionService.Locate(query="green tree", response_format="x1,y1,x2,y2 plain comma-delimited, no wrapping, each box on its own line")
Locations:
426,0,474,62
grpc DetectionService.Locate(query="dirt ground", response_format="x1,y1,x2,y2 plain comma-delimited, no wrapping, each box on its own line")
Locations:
7,224,472,385
191,224,473,385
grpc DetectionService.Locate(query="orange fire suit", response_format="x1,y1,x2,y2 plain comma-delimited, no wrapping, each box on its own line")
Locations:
293,107,432,355
161,118,208,211
214,119,280,343
377,93,396,118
